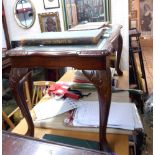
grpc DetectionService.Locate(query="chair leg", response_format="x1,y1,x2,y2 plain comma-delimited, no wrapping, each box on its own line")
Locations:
138,51,148,94
24,81,32,110
129,141,136,155
129,50,141,90
2,111,15,129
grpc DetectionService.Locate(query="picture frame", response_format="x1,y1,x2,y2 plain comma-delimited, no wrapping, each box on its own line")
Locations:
140,0,153,33
130,10,137,19
130,19,137,29
63,0,110,30
38,12,61,32
43,0,60,9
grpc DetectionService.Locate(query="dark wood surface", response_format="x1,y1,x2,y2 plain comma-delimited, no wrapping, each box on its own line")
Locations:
2,49,11,79
2,131,109,155
2,3,11,50
7,25,123,152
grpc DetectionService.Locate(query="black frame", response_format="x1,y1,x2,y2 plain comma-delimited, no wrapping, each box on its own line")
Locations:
43,0,60,9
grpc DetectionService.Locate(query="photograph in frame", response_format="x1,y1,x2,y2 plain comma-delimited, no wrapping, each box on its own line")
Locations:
43,0,60,9
140,0,152,35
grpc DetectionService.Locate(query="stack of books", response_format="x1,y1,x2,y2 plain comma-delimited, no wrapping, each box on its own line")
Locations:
70,70,96,90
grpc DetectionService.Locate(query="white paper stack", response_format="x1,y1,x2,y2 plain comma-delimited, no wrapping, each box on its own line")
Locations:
33,98,79,121
73,101,143,130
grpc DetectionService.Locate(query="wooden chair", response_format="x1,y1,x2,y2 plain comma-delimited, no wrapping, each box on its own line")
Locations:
24,78,55,110
2,111,15,130
2,106,23,131
129,28,148,94
129,141,136,155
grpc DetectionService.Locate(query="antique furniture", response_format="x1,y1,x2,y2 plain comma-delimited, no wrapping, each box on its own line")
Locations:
2,111,15,130
7,25,123,152
2,131,108,155
25,80,55,108
12,70,131,155
129,28,148,94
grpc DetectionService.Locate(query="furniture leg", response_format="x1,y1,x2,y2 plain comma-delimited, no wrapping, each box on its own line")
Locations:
138,51,148,94
9,68,34,136
116,34,123,76
82,68,112,152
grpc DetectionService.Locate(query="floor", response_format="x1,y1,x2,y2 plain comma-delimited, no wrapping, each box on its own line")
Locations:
142,46,153,95
140,42,153,155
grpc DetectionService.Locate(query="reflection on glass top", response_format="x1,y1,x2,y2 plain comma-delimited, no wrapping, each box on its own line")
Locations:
10,24,121,54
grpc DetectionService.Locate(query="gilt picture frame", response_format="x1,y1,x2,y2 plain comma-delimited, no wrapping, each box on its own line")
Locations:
130,10,137,19
38,12,61,32
43,0,60,9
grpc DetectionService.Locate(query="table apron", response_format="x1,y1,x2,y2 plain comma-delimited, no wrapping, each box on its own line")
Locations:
10,56,110,70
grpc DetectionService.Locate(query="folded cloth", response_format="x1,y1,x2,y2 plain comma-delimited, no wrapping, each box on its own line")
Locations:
48,83,80,99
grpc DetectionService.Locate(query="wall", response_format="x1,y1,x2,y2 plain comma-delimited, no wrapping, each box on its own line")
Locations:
111,0,129,70
3,0,65,41
3,0,129,70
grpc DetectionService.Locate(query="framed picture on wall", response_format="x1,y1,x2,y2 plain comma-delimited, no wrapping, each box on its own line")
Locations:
38,12,61,32
130,19,137,29
43,0,60,9
130,10,137,19
140,0,153,34
63,0,111,30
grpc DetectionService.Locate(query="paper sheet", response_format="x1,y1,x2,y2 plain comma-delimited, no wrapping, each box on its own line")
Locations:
73,101,143,130
33,98,79,121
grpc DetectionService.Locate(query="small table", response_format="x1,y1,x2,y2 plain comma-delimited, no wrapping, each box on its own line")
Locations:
7,25,123,152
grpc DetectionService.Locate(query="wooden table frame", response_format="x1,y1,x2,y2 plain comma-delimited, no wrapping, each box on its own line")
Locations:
7,25,123,153
2,131,109,155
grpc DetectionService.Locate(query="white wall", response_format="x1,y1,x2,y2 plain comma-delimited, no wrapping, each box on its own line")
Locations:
3,0,65,41
111,0,129,70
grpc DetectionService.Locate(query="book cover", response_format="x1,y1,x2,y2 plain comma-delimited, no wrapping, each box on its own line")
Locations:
16,29,104,46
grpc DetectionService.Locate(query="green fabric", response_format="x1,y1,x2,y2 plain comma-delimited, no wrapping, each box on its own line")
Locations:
43,134,99,150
